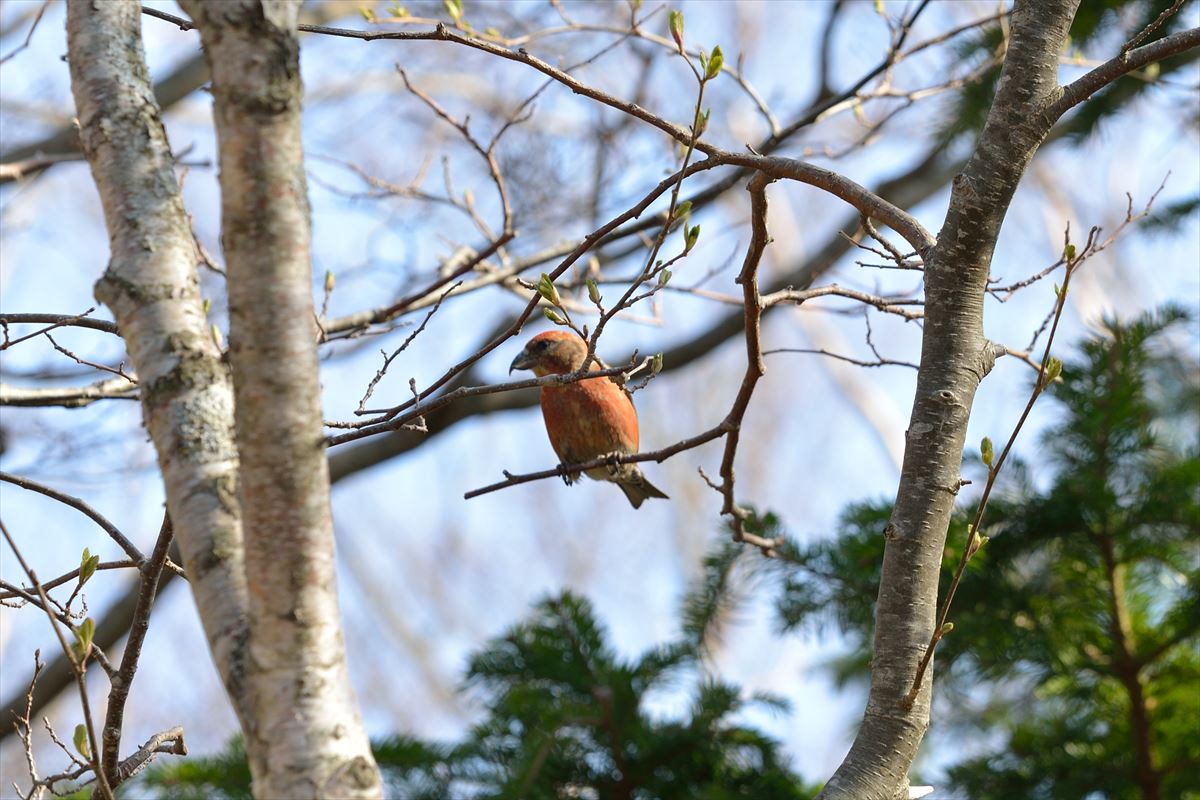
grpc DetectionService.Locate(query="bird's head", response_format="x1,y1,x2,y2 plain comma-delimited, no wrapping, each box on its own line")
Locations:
509,330,587,376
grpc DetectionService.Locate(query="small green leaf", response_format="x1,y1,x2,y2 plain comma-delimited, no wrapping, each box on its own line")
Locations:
667,10,684,51
443,0,463,23
586,278,602,304
674,200,692,220
873,0,885,15
537,273,560,306
79,552,99,586
359,5,376,22
388,3,408,17
705,45,724,80
939,622,954,636
980,436,994,468
698,49,708,75
658,269,672,287
1053,282,1061,298
543,308,564,325
1064,243,1076,262
202,298,211,315
696,107,711,136
76,618,94,651
73,724,90,759
210,324,223,350
684,224,701,253
324,270,335,293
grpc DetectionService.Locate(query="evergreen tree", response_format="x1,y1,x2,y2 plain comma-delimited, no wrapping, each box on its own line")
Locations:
767,306,1199,799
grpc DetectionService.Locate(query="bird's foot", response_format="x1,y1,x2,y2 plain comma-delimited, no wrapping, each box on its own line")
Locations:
556,463,581,485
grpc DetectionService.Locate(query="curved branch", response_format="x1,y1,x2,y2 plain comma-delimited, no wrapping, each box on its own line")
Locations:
1052,25,1200,118
0,472,143,562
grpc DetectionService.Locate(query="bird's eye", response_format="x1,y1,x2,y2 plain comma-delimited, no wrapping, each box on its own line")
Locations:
535,340,550,351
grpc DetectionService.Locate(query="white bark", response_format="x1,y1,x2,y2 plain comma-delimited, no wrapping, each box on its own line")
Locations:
177,1,382,796
65,0,251,737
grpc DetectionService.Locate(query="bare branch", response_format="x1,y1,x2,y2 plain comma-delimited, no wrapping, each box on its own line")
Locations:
0,473,143,563
0,520,114,800
100,514,173,786
1053,25,1200,117
0,378,139,408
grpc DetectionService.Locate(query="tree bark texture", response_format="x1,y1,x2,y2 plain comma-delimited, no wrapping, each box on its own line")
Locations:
819,2,1083,798
177,1,383,797
64,0,251,737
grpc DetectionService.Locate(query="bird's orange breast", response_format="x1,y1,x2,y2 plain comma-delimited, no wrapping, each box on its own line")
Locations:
540,376,639,464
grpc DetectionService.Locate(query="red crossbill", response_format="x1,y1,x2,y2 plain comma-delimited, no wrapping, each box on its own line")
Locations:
509,330,669,509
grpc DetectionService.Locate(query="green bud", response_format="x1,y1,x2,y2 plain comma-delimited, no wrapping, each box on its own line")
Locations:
1044,356,1062,386
658,269,672,287
668,10,684,51
674,200,692,220
705,45,724,80
696,107,711,136
940,622,954,636
359,6,376,22
543,308,564,325
443,0,463,22
698,50,708,75
202,298,211,315
210,323,223,350
980,436,994,468
973,534,990,554
73,724,90,759
74,618,95,658
586,278,602,304
650,352,664,375
324,270,335,293
537,273,560,306
684,224,701,253
1064,243,1076,262
1053,282,1061,298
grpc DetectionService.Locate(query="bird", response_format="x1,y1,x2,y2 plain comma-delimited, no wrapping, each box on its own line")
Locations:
509,330,669,509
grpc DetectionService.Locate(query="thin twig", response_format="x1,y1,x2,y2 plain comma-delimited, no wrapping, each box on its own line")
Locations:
0,520,114,800
902,235,1083,709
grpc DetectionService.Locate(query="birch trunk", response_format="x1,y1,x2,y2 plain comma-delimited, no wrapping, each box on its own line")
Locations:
65,0,252,757
176,1,382,796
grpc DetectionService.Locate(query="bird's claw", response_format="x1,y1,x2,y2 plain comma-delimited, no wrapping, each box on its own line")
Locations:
556,463,580,485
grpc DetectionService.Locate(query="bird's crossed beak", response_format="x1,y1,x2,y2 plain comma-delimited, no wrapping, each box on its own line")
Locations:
510,349,536,374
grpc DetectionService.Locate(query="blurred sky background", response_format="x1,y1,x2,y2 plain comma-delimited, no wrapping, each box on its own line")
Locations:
1,0,1198,793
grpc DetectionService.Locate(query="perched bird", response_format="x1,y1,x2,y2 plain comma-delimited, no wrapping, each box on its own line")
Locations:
509,330,669,509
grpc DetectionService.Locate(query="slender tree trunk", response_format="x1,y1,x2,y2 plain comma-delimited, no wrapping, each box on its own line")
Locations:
65,0,252,757
1098,535,1161,800
819,3,1082,797
176,1,382,796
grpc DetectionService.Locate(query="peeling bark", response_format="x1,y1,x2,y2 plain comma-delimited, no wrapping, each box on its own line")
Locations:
64,0,251,745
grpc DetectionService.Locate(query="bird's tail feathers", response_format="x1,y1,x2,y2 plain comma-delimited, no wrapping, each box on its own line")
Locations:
617,473,669,509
